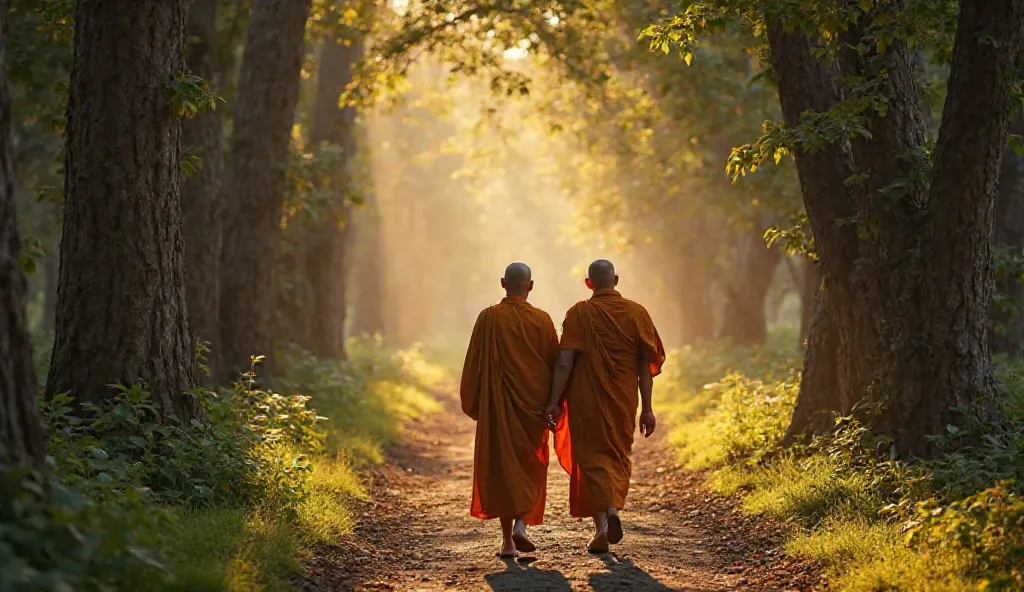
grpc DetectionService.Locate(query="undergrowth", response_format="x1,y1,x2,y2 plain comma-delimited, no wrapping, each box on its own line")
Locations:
0,337,445,591
663,332,1024,591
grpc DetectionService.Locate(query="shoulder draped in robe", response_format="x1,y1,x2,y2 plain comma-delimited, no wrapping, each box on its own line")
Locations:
553,288,665,517
460,297,560,524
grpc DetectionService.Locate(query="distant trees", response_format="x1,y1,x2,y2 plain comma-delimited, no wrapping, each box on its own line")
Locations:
0,0,44,466
218,0,313,383
46,0,198,420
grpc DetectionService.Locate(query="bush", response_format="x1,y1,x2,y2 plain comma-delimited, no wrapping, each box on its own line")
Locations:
661,335,1024,592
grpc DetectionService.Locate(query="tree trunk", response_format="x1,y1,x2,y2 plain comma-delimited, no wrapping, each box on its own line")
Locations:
0,1,45,466
677,258,714,345
718,228,781,346
798,258,819,347
217,0,312,383
297,35,362,359
990,115,1024,355
42,249,57,335
350,189,385,337
768,0,1022,455
45,0,197,420
182,0,223,380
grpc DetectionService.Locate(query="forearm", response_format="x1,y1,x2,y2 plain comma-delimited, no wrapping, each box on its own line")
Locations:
638,367,653,411
548,350,575,406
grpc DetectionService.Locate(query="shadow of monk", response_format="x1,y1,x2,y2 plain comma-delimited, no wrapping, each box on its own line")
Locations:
484,556,572,591
589,553,682,591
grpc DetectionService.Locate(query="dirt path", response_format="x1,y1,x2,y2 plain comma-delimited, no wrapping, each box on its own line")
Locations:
301,392,824,591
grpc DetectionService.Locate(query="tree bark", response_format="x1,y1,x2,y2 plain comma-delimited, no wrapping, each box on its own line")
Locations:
182,0,223,380
297,35,362,359
0,1,45,466
768,0,1023,455
798,258,819,346
718,228,781,346
45,0,197,420
990,115,1024,355
217,0,312,383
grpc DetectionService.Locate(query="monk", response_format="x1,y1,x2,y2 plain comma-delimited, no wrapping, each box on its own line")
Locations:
544,259,666,553
460,261,560,558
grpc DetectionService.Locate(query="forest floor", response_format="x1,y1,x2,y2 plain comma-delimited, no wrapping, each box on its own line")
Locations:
297,391,825,591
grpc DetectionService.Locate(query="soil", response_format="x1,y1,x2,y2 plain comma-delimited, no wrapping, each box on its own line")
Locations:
298,392,826,591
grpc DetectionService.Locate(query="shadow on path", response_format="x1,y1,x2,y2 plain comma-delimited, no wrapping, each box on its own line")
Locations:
588,553,688,591
485,557,572,591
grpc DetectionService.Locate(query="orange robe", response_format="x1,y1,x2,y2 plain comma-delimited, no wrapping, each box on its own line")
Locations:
460,297,559,525
553,288,665,517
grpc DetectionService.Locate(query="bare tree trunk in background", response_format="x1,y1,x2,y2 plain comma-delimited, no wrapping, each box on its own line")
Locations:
182,0,223,381
351,190,385,337
46,0,198,420
718,228,781,346
677,258,714,345
217,0,312,383
0,1,45,466
798,258,819,346
768,0,1021,455
297,35,362,359
990,114,1024,355
42,250,56,335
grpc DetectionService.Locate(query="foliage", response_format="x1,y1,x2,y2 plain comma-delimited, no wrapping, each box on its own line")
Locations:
168,72,223,118
663,334,1024,591
0,460,170,592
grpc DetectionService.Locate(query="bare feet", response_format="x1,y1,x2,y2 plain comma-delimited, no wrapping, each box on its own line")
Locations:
497,537,517,558
607,512,623,544
587,530,609,554
512,520,536,552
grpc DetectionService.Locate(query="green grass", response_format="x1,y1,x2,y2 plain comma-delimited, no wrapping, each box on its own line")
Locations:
155,338,446,591
660,327,1024,592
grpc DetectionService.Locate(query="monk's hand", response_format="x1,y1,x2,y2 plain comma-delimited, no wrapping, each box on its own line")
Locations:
639,409,656,438
543,402,562,427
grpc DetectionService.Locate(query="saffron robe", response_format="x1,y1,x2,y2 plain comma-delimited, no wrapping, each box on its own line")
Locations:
460,297,560,525
553,288,666,517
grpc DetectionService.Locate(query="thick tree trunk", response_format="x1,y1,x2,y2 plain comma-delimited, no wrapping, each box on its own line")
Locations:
182,0,223,380
990,115,1024,355
798,258,819,346
0,3,45,466
217,0,312,383
297,36,362,359
783,277,840,445
45,0,198,420
718,229,781,346
768,0,1022,455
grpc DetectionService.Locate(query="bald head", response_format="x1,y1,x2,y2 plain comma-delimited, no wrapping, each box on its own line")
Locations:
587,259,617,290
502,261,533,297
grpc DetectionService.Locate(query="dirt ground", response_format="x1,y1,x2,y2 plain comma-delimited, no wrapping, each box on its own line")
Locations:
299,392,825,591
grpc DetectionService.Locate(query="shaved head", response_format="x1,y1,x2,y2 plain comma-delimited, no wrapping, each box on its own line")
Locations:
587,259,617,290
502,261,533,296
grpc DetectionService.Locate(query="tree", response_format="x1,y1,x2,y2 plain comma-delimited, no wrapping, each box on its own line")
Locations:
218,0,313,382
990,114,1024,355
0,0,45,466
46,0,198,420
719,227,782,345
296,34,363,359
182,0,224,380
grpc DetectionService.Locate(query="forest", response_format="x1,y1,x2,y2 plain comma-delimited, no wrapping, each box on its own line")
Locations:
1,0,1023,590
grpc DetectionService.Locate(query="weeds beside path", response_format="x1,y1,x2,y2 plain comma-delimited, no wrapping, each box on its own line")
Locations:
301,390,824,591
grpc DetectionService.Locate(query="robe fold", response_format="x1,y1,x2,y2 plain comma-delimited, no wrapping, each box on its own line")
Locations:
553,288,665,517
460,297,560,525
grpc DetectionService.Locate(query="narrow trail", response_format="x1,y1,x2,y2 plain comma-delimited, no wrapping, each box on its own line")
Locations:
301,391,824,591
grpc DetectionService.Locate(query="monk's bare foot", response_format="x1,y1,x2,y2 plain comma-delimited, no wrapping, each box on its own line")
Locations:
512,522,536,552
587,531,609,554
607,513,623,544
497,538,517,558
